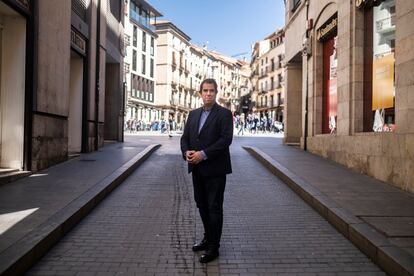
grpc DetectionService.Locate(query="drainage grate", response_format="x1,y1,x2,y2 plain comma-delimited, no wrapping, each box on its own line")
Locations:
79,159,96,162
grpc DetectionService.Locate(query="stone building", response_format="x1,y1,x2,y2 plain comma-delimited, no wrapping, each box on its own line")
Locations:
251,29,285,122
0,0,124,179
124,0,162,127
153,20,202,126
284,0,414,192
208,51,244,112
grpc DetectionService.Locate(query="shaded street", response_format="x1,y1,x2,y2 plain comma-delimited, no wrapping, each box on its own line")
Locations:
27,136,383,275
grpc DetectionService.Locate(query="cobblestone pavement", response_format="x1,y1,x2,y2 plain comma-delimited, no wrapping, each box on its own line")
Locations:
27,136,384,275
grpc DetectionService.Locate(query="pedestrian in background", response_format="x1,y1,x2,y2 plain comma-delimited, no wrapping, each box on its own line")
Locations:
180,78,233,263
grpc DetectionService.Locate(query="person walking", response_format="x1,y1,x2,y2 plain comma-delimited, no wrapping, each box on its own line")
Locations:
237,114,245,136
180,78,233,263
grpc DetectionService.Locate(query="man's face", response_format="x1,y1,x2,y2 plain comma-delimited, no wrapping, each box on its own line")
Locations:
200,83,217,107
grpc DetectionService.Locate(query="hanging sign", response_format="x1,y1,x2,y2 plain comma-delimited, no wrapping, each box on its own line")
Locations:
71,29,86,56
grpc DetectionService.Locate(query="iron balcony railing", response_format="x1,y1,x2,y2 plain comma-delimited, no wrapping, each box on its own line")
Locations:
376,15,396,33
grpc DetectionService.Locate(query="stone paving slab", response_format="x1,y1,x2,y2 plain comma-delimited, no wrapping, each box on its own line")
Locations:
27,137,384,275
0,139,160,275
244,141,414,276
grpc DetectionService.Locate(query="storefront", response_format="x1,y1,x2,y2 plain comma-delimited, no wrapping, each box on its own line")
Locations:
284,0,414,192
0,0,32,170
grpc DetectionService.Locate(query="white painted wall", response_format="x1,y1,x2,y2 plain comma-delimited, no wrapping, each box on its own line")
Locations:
68,57,83,153
0,14,26,169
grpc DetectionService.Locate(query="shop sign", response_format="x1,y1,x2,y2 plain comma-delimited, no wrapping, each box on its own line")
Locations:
356,0,383,9
71,29,86,56
316,15,337,41
356,0,368,8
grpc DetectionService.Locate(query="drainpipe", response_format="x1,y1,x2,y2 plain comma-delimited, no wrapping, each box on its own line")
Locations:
303,0,310,151
94,0,101,151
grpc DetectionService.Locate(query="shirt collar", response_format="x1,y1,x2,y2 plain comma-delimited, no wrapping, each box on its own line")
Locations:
202,103,215,112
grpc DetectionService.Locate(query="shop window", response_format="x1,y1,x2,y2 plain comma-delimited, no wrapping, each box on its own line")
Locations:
322,36,338,134
317,14,338,134
363,0,396,132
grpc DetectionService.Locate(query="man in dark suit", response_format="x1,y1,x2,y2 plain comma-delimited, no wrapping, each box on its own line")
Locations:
180,78,233,263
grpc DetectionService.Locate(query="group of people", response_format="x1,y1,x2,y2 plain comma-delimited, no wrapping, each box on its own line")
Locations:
233,113,284,135
125,114,283,136
124,118,184,133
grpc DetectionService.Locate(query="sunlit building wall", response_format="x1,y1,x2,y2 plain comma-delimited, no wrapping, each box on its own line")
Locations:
124,0,162,127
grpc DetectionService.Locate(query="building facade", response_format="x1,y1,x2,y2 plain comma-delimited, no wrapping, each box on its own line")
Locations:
124,0,162,128
284,0,414,192
153,20,200,127
208,51,244,112
0,0,124,176
153,20,251,126
250,30,285,122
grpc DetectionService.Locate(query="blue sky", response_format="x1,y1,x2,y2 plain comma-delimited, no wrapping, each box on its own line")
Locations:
149,0,285,60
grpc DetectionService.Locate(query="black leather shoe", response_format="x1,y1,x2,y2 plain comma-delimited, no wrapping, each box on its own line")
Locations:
199,249,219,263
192,239,208,252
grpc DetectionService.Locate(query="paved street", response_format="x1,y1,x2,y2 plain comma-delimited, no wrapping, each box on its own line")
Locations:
27,135,384,275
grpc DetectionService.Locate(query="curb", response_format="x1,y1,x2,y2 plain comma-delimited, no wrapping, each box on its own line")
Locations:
243,146,414,276
0,144,161,276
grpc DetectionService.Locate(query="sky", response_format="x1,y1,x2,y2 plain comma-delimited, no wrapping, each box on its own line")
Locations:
149,0,285,60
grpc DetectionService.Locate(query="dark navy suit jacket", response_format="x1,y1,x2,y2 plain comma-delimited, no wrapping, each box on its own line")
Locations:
180,103,233,177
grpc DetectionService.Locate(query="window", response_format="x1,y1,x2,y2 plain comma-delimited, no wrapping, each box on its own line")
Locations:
271,58,275,71
132,50,137,71
150,58,154,78
291,0,301,12
133,25,137,47
363,0,396,132
150,37,154,56
142,54,146,74
142,31,146,52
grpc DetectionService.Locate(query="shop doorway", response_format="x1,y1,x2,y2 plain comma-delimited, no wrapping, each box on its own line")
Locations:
0,3,26,169
68,51,84,153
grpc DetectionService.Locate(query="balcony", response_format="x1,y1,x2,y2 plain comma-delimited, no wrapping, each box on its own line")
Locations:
130,9,156,32
124,63,130,74
124,34,131,46
376,15,396,34
170,97,178,106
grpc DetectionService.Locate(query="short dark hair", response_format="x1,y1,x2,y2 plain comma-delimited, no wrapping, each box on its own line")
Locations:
199,78,218,93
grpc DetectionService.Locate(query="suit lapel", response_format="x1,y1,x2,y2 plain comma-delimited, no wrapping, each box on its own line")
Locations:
193,108,203,136
198,103,219,136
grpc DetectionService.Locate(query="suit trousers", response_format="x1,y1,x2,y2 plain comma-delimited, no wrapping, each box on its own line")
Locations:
191,167,226,250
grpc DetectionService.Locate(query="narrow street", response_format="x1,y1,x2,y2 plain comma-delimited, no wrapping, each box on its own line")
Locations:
27,136,384,275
